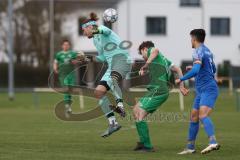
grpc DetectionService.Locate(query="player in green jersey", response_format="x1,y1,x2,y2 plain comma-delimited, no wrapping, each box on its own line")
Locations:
53,40,80,117
132,41,189,152
81,13,131,137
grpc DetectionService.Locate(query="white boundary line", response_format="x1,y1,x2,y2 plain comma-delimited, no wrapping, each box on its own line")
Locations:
33,87,184,111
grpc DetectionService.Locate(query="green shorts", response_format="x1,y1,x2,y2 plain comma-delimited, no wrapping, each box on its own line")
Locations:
139,88,169,113
59,74,76,87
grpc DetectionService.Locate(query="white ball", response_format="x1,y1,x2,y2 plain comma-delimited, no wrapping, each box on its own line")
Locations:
103,8,118,23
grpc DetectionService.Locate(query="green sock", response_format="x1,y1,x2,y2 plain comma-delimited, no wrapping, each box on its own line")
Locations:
135,122,144,143
64,93,72,105
136,121,153,148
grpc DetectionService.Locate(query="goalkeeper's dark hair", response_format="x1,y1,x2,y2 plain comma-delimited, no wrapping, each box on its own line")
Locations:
138,41,155,55
82,12,99,25
90,12,99,21
190,29,206,43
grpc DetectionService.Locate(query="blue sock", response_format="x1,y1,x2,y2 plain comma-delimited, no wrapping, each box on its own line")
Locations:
187,121,199,149
201,117,217,144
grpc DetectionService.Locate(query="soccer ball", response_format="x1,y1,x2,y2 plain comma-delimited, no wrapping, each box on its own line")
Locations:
103,8,118,23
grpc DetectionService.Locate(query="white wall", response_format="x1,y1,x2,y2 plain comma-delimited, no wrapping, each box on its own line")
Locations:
62,0,240,65
203,0,240,65
125,0,202,65
118,0,240,65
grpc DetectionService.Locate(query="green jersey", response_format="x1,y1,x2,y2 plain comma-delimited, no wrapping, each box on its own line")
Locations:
147,47,173,91
93,25,130,65
54,50,77,77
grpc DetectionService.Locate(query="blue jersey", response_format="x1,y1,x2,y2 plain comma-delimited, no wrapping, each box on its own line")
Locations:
192,44,216,88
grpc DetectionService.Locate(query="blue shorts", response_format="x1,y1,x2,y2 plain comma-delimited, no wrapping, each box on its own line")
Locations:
193,81,219,110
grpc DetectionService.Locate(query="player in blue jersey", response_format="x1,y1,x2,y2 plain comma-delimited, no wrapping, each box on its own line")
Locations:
81,13,131,137
176,29,220,154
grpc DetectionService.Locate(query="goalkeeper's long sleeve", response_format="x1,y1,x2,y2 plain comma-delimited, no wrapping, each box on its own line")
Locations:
98,26,111,36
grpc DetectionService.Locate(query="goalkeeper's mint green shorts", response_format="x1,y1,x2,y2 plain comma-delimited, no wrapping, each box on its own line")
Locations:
139,88,169,113
101,54,131,83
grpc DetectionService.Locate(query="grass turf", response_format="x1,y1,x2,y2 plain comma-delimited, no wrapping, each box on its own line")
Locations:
0,90,239,160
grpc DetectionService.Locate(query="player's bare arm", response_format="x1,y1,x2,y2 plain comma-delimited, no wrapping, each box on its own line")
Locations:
139,48,158,76
53,60,58,74
171,65,189,96
141,48,159,69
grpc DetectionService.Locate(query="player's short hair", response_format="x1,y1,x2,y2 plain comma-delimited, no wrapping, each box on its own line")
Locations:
61,39,70,45
190,29,206,43
138,41,155,55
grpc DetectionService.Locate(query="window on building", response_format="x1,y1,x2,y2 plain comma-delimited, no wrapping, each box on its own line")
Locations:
146,17,167,35
210,17,230,36
180,0,201,7
78,16,87,36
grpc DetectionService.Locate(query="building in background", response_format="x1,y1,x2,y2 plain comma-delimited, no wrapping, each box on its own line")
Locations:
60,0,240,65
56,0,118,56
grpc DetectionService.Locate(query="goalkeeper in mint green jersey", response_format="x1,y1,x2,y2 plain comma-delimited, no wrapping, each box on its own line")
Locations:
132,41,189,152
82,13,131,137
53,40,79,117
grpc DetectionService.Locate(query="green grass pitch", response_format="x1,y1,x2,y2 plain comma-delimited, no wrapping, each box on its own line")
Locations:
0,90,240,160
